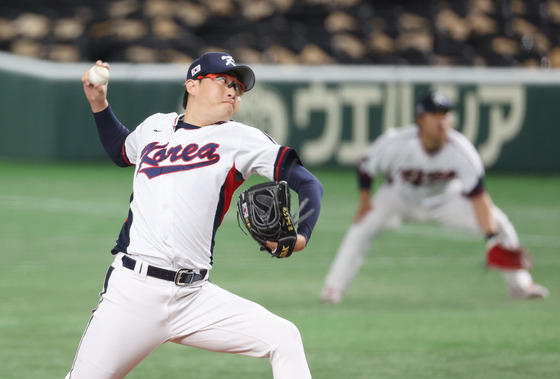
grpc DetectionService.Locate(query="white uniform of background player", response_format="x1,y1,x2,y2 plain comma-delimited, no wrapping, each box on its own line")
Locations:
69,52,323,378
320,91,548,304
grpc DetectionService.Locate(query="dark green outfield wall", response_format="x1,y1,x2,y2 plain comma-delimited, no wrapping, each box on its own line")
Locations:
1,53,558,171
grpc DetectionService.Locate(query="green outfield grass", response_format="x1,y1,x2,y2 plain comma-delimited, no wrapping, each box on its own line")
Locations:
1,160,559,379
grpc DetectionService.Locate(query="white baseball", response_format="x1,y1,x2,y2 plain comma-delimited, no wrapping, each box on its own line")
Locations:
88,65,110,85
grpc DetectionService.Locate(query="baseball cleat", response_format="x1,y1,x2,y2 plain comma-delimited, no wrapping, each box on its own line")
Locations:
509,283,549,300
320,286,342,304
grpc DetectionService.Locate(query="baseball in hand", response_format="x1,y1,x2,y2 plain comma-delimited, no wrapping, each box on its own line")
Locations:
88,65,110,85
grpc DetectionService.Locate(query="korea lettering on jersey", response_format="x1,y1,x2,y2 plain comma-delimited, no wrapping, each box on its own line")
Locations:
118,113,283,270
360,126,484,204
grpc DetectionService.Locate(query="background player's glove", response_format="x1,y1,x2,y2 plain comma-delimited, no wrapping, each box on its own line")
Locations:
486,235,533,270
237,181,298,258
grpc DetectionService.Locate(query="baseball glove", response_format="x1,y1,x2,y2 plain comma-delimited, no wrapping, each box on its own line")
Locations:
237,181,297,258
486,240,534,270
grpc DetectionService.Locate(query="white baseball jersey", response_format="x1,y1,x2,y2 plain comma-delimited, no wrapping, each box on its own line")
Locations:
359,125,484,206
119,112,283,270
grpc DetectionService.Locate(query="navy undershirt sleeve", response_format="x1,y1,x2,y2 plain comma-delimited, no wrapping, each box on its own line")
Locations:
93,105,132,167
466,177,485,197
277,151,323,243
357,166,373,190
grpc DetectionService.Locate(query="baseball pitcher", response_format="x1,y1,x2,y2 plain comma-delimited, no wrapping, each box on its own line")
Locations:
67,52,323,378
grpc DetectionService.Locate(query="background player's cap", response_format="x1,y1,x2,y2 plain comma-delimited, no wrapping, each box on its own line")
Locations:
186,52,255,92
415,91,452,115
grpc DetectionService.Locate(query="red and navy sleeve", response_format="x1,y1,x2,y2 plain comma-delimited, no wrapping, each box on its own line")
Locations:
93,105,132,167
275,147,323,243
465,177,486,197
357,157,373,190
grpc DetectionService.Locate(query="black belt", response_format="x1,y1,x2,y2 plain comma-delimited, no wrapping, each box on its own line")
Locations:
121,255,207,286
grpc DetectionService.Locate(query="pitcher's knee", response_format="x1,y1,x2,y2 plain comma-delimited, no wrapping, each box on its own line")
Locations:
266,318,311,378
268,318,305,354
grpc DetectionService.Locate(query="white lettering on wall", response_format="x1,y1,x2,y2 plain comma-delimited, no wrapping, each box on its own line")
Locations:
336,85,383,163
293,82,341,165
234,85,289,145
475,86,526,166
233,82,527,168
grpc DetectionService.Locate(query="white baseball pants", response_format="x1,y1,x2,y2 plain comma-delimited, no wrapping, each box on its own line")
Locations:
66,254,312,379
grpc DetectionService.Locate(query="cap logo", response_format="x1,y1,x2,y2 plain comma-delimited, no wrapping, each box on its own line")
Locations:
221,55,236,66
432,92,448,106
191,64,201,76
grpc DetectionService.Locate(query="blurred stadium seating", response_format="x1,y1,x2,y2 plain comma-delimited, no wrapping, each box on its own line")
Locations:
0,0,558,67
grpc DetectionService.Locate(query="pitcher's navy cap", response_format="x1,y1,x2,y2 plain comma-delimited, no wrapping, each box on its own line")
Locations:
415,91,452,115
186,52,255,92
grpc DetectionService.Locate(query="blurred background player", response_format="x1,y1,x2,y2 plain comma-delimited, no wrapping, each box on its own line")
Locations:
320,91,549,304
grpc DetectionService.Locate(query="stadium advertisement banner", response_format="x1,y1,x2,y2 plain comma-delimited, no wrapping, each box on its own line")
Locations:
235,81,558,171
0,54,559,172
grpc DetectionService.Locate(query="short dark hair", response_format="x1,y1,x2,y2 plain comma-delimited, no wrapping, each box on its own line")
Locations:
182,90,188,109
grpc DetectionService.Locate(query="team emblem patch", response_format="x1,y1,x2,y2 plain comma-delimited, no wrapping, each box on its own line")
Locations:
191,64,201,76
221,55,236,66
